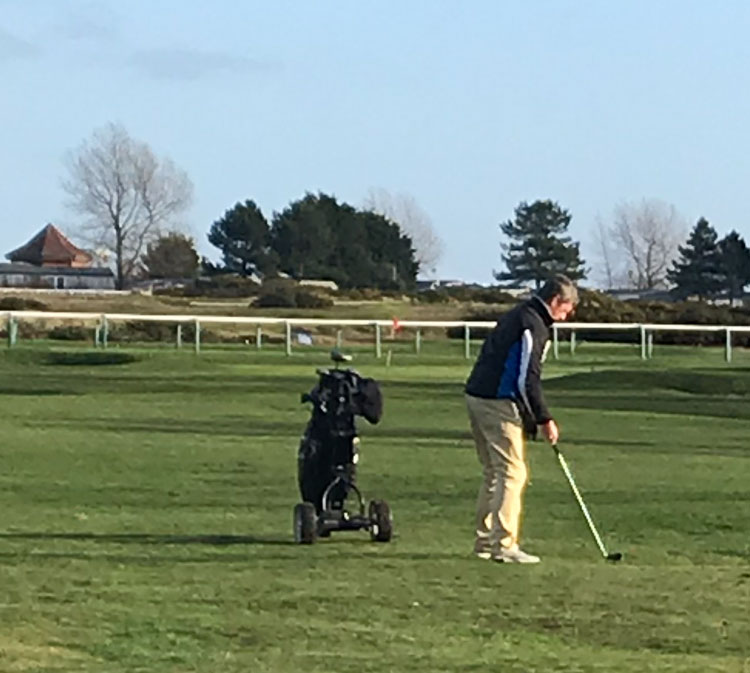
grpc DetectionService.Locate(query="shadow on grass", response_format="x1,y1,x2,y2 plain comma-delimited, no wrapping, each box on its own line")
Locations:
44,351,139,366
0,531,452,564
0,387,73,396
0,531,294,546
32,415,475,443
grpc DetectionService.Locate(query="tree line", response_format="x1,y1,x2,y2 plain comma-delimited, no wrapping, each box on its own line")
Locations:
497,198,750,302
61,123,750,302
205,195,417,290
62,124,432,290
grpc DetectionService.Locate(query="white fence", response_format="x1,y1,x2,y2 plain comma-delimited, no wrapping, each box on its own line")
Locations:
3,311,750,362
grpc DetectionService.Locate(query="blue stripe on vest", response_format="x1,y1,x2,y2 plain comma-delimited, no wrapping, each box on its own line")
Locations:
497,339,521,398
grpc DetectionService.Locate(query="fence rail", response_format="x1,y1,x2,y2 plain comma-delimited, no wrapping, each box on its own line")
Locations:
2,311,748,362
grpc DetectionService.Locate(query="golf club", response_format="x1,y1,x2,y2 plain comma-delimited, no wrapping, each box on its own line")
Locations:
552,444,622,562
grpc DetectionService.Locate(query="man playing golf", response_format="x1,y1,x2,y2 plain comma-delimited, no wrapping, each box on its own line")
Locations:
465,274,578,563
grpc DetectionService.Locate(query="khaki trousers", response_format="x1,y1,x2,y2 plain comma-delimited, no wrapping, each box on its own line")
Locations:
465,395,528,553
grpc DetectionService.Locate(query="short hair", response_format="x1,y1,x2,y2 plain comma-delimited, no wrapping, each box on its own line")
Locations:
538,274,579,305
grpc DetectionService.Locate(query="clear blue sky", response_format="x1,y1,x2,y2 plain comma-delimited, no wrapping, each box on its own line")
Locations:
2,0,749,284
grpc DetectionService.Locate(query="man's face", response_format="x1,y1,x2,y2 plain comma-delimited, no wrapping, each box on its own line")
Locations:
548,295,576,321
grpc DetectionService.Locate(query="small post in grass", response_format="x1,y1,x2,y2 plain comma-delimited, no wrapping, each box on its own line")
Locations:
101,315,108,349
415,328,421,355
194,319,201,354
7,314,17,348
374,322,382,358
640,325,647,360
570,330,577,355
285,321,292,356
336,329,343,348
725,328,732,363
553,324,559,359
176,324,182,349
256,326,263,350
464,324,471,359
94,324,101,347
647,331,654,359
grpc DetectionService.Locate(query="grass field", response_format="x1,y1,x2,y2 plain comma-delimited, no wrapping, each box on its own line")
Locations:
1,341,749,672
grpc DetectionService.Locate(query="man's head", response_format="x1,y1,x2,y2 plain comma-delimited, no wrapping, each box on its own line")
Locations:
538,275,578,321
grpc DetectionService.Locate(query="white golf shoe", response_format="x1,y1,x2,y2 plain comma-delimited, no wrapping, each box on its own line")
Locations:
493,547,540,564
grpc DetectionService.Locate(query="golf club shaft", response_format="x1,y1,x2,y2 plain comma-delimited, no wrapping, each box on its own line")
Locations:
553,445,609,558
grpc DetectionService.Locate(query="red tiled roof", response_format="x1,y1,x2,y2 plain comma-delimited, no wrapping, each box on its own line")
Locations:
6,224,93,267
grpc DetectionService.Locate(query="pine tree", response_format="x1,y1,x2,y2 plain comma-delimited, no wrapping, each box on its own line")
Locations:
495,200,586,289
667,217,722,300
207,200,277,277
718,230,750,304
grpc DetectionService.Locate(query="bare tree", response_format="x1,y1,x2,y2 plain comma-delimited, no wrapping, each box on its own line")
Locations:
363,188,444,276
62,123,193,289
591,214,622,289
609,199,686,290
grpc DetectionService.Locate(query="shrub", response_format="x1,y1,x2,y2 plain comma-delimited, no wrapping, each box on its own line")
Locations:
294,289,333,309
358,288,385,301
467,288,520,304
342,288,365,301
255,279,298,308
253,280,334,309
190,274,262,298
416,289,451,304
109,321,176,343
0,296,49,311
48,325,91,341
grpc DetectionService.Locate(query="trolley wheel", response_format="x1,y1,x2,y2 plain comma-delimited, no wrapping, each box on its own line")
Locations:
293,502,317,544
368,499,393,543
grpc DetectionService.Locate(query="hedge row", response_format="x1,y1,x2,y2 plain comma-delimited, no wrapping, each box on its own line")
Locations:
451,290,750,346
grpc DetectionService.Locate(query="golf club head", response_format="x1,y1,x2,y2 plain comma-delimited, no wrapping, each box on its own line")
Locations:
606,552,623,562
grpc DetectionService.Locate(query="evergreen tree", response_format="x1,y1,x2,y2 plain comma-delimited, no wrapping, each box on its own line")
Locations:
718,230,750,303
141,232,199,278
667,217,722,300
269,192,417,290
270,193,339,281
496,200,586,289
207,200,277,277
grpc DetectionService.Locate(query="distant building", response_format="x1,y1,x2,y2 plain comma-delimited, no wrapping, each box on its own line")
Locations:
605,288,674,302
415,279,467,291
1,224,115,290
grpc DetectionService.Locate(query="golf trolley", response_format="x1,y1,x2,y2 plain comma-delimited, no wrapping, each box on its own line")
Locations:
293,350,393,544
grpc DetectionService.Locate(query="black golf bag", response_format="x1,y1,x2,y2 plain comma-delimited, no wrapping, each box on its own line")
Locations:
293,354,391,544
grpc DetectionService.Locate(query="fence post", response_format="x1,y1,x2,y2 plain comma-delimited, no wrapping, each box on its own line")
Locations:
640,325,647,360
194,320,201,354
176,324,182,349
464,324,471,359
415,328,421,355
570,330,577,355
94,324,101,347
285,321,292,356
553,324,559,359
647,332,654,359
101,315,108,348
726,328,732,363
7,314,17,348
256,326,263,350
374,323,382,358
